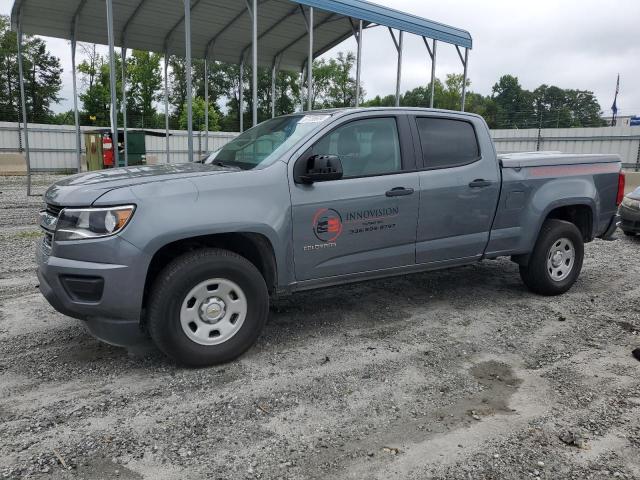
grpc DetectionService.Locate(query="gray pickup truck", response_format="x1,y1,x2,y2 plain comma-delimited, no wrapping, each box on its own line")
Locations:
37,108,625,366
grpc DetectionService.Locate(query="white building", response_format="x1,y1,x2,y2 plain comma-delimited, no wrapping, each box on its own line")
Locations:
601,115,640,127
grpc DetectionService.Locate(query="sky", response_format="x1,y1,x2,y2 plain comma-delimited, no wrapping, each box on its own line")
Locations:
2,0,639,117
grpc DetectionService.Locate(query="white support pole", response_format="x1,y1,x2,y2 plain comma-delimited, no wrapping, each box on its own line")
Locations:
355,20,363,107
271,58,277,118
121,46,128,166
204,57,209,153
164,51,170,164
300,66,305,112
106,0,119,168
430,40,437,108
461,48,469,112
395,31,403,107
16,14,31,195
251,0,258,127
239,59,244,132
423,38,437,109
71,27,82,172
307,7,314,111
184,0,194,162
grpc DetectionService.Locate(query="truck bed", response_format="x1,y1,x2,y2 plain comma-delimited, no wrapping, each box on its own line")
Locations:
499,151,621,169
485,151,622,259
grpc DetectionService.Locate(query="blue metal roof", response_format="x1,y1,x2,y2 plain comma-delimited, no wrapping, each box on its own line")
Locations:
293,0,473,49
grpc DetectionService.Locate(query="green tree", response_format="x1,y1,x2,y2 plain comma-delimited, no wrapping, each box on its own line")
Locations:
311,52,364,108
363,94,396,107
169,56,187,127
126,50,163,128
0,14,63,123
179,96,220,132
491,75,536,128
565,89,605,127
78,51,122,127
533,85,605,128
273,70,302,117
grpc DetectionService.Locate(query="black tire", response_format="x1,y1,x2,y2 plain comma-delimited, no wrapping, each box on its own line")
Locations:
623,230,636,237
147,248,268,367
519,219,584,296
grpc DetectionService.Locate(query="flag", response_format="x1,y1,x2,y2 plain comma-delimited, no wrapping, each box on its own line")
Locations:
611,74,620,116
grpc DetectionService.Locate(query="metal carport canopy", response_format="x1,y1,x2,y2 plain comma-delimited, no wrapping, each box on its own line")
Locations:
11,0,473,196
10,0,472,71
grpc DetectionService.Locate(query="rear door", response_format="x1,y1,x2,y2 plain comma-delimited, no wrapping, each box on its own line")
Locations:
290,114,420,282
412,115,500,264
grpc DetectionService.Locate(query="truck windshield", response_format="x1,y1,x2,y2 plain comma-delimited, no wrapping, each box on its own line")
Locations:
206,114,331,170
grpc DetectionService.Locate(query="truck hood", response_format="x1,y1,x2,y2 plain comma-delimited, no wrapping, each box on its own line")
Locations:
44,163,237,206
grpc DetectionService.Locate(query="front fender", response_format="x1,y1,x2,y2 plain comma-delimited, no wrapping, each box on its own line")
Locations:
112,163,293,287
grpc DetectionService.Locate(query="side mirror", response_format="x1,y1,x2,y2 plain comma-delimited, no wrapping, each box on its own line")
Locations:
295,153,344,184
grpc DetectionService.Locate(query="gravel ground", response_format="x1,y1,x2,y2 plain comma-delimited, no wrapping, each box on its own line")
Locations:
1,174,639,480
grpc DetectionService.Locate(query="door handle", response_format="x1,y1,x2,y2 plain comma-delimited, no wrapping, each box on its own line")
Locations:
468,179,492,188
386,187,415,197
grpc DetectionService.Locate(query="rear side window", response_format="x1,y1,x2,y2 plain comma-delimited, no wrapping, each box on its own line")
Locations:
416,117,479,169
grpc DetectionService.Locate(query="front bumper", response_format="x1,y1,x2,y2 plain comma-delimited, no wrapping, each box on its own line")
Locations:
36,235,150,347
619,204,640,233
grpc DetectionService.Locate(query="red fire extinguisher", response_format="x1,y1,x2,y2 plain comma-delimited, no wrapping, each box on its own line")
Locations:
102,134,114,168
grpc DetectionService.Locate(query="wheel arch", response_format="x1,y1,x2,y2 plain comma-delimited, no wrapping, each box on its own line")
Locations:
513,200,595,267
142,232,278,314
544,203,594,242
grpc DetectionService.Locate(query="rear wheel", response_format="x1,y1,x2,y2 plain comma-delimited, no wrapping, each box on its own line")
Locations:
147,248,268,367
519,219,584,296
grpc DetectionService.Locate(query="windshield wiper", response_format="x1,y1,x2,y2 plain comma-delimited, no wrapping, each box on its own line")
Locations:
212,160,244,170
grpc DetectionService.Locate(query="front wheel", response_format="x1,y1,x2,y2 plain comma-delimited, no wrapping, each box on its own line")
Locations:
147,248,269,367
519,219,584,296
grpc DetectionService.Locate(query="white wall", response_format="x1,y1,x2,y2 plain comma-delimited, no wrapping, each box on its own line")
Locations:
2,122,639,171
491,126,640,169
0,122,238,171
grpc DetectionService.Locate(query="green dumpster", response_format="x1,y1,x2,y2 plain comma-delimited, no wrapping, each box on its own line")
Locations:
83,129,167,170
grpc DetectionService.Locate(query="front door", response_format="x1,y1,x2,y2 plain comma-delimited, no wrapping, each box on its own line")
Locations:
291,115,420,282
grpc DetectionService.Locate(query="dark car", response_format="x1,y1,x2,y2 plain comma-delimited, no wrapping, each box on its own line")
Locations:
620,186,640,236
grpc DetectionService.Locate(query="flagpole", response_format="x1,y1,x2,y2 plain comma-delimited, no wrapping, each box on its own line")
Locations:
611,74,620,127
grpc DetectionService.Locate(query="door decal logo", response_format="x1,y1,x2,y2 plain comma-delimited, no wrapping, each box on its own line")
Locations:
312,208,343,243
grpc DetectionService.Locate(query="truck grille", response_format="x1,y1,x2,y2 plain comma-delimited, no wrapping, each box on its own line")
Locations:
41,233,52,257
46,204,63,217
39,204,62,258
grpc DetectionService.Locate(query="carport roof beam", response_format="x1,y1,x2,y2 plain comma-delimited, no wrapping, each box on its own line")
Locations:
10,0,472,73
295,0,472,48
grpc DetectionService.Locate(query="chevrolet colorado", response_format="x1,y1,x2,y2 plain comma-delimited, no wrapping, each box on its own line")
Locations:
37,108,624,366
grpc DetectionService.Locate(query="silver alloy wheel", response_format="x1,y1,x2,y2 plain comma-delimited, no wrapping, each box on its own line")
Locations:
546,237,575,282
180,278,247,346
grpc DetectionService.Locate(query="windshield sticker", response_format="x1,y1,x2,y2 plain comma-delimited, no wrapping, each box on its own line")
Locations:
299,115,331,124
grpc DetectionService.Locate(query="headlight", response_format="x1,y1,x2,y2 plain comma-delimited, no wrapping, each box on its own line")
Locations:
55,205,135,241
622,197,640,210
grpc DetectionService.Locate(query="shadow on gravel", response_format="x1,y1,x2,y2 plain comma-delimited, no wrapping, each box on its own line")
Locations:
2,259,531,376
264,261,525,345
3,260,529,375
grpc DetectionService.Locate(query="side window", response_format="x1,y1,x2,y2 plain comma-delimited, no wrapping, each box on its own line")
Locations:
416,117,479,169
312,117,402,178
